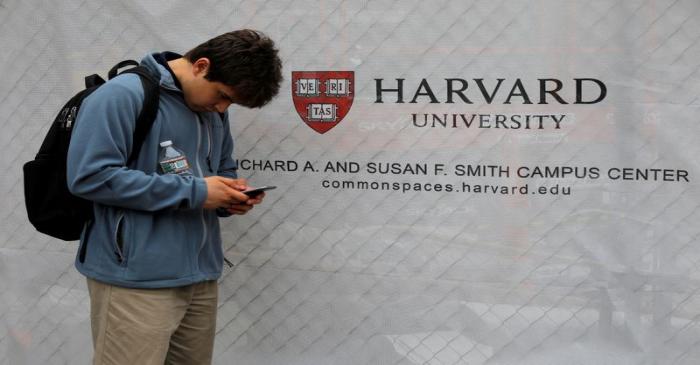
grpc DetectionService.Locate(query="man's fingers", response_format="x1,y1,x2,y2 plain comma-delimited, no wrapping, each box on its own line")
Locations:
246,192,265,205
227,204,253,215
232,178,248,186
219,178,239,189
229,190,249,204
228,178,248,191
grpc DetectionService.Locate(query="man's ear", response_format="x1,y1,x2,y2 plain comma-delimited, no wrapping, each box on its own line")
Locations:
192,57,211,77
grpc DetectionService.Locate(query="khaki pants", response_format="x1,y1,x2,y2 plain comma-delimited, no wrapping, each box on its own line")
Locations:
87,278,218,365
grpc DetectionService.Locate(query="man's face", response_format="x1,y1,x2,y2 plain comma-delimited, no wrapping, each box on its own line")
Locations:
182,58,238,113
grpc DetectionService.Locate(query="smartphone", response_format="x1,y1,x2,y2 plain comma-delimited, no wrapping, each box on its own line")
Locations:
243,185,277,198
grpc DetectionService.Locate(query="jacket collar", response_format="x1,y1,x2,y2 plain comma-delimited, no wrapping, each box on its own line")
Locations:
140,52,181,92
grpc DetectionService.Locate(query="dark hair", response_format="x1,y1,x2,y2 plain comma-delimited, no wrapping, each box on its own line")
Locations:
184,29,282,108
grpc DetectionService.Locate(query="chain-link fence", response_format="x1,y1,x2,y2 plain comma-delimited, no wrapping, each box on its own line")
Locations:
2,0,700,364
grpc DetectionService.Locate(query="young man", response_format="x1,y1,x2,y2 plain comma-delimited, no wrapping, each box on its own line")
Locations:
66,30,283,364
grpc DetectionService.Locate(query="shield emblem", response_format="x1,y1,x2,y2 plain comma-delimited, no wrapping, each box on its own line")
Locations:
292,71,354,134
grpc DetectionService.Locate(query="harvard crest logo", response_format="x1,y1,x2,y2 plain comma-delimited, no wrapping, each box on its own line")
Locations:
292,71,354,134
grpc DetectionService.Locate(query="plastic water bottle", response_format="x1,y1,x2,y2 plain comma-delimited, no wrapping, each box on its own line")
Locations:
159,140,192,175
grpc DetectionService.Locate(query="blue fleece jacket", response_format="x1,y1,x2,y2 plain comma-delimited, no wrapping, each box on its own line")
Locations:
66,53,237,288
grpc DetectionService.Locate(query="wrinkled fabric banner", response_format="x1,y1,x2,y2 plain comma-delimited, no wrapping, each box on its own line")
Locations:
1,0,700,364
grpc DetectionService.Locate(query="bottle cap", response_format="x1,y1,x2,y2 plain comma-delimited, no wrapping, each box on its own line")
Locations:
159,140,173,147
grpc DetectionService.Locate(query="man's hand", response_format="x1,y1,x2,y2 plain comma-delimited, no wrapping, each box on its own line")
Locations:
203,176,249,210
226,191,265,215
203,177,265,215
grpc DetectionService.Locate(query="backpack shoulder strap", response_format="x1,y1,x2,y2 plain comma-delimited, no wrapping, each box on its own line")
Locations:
121,66,160,165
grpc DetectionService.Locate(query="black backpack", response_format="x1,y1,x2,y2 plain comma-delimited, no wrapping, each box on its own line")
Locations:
23,60,161,241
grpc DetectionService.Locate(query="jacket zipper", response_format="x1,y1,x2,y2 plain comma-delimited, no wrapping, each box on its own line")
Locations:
206,117,213,172
195,116,208,254
198,114,233,268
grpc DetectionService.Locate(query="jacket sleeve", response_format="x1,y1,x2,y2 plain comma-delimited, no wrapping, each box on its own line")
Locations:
216,112,238,217
66,79,208,212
